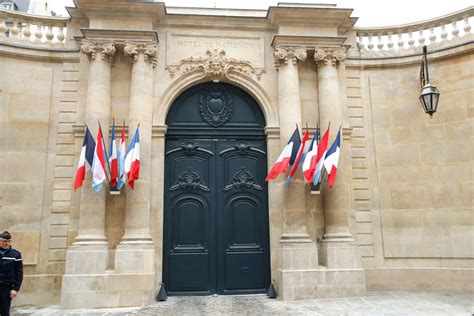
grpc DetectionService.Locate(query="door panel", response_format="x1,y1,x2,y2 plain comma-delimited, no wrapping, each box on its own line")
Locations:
164,140,215,295
216,140,269,294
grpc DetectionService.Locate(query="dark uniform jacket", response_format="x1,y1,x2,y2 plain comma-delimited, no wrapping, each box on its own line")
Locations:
0,247,23,291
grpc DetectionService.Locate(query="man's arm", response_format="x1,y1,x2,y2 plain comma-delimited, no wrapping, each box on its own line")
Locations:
13,251,23,292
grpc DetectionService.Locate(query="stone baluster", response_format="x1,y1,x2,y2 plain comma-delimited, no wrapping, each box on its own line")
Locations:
367,35,374,50
0,19,7,37
45,25,54,43
34,23,42,42
418,30,426,46
114,42,158,274
408,31,415,47
9,19,19,39
451,21,459,37
314,48,361,269
22,22,31,41
387,33,394,50
56,25,65,43
440,25,448,40
463,18,471,33
397,33,405,49
429,27,437,43
377,35,384,50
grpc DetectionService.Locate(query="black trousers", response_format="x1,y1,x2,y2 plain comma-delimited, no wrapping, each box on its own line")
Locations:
0,283,12,316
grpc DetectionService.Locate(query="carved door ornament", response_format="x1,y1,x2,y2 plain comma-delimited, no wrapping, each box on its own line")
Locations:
166,49,265,82
170,167,210,191
224,167,263,191
199,86,234,127
180,142,200,155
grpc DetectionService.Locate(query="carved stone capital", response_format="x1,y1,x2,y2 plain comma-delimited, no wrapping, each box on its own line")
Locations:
273,47,307,69
80,40,116,63
124,43,158,68
314,48,346,66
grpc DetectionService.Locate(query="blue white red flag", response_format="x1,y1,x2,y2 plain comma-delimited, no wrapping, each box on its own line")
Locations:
302,125,326,183
116,122,126,190
74,127,95,191
124,125,140,189
312,126,330,185
324,127,341,188
109,121,119,188
285,128,309,185
266,126,301,181
91,125,108,192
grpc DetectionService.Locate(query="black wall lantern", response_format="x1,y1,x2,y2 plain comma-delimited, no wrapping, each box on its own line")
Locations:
419,45,440,117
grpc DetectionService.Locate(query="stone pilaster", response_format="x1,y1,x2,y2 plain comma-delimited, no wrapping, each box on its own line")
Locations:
314,47,354,244
274,47,319,300
74,40,116,247
61,40,116,308
314,47,366,296
274,47,312,241
113,43,157,288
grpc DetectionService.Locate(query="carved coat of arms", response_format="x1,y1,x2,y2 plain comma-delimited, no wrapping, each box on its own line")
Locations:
199,87,234,127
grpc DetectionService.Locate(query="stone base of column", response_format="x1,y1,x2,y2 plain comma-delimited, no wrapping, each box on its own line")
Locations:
320,235,361,269
114,242,155,274
60,273,156,308
61,241,156,308
277,235,366,300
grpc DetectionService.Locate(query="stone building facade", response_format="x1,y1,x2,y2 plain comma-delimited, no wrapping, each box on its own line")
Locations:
0,1,472,308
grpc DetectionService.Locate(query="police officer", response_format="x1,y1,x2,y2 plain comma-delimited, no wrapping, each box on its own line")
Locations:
0,231,23,316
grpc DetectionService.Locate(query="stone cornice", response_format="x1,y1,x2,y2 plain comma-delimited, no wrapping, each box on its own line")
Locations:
273,47,307,69
124,43,158,68
267,5,357,33
72,0,166,22
79,29,159,44
271,35,347,49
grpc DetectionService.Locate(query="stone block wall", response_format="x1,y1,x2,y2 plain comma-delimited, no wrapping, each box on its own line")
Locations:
348,47,474,291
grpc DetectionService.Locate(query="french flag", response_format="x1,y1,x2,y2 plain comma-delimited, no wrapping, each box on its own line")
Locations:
74,127,95,191
109,121,119,188
124,125,140,189
324,128,341,188
266,127,301,181
116,122,126,190
285,128,309,185
91,125,108,192
312,126,330,185
302,125,329,183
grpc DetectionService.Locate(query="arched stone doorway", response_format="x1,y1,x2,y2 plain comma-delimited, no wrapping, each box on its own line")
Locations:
162,81,271,295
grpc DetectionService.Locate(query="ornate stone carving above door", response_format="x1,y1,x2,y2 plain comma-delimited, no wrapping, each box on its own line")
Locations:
166,49,265,82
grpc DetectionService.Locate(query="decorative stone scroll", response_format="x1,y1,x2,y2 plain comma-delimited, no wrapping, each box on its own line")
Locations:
124,43,158,68
80,40,116,63
314,48,347,66
273,47,307,69
165,49,265,82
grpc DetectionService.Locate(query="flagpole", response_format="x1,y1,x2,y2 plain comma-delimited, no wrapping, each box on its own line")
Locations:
98,120,112,187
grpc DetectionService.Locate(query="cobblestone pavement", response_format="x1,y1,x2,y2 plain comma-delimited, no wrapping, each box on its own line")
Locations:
13,291,474,315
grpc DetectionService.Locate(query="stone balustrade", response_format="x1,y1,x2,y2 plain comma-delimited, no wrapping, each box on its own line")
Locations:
356,7,473,51
0,8,69,47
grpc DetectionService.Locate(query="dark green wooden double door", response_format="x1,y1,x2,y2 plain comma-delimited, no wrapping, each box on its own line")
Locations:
163,82,270,295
